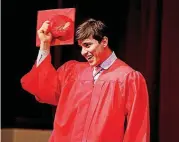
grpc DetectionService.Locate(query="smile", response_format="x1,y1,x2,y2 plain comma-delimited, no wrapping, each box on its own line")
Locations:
87,56,93,60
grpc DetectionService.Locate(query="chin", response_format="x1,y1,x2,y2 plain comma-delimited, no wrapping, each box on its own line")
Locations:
89,62,99,67
87,58,99,67
89,63,95,67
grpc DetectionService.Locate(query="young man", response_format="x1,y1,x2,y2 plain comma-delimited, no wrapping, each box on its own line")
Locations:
21,18,150,142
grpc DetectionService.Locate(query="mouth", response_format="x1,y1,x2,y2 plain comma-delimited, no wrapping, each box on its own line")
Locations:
87,55,93,61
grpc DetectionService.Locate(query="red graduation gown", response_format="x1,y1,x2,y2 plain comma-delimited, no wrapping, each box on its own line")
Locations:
21,54,150,142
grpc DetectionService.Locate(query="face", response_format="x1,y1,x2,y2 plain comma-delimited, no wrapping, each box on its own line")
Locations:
78,36,108,67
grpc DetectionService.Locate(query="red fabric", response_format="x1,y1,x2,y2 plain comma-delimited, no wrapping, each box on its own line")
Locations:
21,56,150,142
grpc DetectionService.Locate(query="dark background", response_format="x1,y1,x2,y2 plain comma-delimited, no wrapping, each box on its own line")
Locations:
2,0,179,141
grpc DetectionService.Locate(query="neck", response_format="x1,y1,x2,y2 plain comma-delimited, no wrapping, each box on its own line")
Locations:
100,47,112,64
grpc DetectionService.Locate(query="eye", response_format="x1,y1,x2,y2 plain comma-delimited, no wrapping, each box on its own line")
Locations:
83,43,92,48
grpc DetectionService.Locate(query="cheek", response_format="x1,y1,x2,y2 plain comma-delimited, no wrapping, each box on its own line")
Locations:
89,45,100,55
94,46,103,57
86,46,95,55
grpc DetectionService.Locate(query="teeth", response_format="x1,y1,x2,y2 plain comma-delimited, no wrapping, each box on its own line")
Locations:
87,56,93,60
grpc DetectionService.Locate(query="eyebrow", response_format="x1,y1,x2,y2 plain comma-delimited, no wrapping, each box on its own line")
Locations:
81,42,93,46
78,39,95,46
82,41,92,44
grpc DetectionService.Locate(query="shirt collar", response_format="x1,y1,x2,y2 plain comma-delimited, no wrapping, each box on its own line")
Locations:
98,51,117,70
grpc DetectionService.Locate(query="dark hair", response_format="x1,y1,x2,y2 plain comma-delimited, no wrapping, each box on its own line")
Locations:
75,18,109,43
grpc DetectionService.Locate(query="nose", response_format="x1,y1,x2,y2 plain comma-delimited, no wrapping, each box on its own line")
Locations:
81,48,88,56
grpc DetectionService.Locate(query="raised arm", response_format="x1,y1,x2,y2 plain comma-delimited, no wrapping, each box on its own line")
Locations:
21,21,61,106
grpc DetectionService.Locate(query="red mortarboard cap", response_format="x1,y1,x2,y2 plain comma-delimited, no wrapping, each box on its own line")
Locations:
36,8,75,47
49,14,74,40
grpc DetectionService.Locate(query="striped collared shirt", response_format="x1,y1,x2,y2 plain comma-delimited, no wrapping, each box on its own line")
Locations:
93,51,117,82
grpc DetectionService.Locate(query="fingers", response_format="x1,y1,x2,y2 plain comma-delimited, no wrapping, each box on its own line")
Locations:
38,21,51,35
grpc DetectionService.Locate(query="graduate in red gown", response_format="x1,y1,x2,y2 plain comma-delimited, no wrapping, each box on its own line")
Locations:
21,18,150,142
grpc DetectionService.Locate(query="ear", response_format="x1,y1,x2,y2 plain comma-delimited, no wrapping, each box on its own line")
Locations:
101,36,108,47
78,40,82,46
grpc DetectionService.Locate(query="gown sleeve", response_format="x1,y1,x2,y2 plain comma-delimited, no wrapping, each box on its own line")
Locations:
20,54,76,106
123,71,150,142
